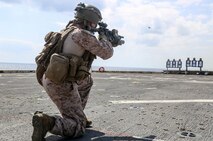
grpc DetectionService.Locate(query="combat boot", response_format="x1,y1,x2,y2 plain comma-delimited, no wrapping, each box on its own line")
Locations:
32,111,55,141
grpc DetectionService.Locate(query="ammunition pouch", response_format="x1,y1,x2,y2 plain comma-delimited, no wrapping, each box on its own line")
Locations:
45,53,69,84
75,65,90,80
45,53,90,84
66,54,83,82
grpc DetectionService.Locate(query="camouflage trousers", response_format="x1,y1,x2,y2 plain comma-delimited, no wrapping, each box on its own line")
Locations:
42,74,93,138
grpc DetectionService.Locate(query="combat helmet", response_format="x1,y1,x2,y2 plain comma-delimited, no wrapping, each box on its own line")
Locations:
74,3,102,25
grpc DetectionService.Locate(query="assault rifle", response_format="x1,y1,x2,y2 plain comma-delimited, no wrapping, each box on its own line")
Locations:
92,22,125,47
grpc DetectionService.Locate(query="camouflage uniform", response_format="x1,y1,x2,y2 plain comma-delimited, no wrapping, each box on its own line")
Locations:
41,27,113,138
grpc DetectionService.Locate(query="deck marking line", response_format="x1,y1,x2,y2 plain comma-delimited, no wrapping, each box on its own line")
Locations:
110,99,213,104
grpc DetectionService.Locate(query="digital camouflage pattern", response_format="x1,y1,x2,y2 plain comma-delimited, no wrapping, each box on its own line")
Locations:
41,27,113,138
71,28,113,60
42,75,93,137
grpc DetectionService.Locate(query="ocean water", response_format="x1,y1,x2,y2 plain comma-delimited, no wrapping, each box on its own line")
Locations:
0,62,163,72
0,62,36,70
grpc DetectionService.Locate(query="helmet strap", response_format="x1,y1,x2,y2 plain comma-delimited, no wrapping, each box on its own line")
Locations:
83,20,92,31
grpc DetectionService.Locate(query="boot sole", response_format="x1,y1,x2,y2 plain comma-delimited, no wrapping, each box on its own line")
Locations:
32,115,45,141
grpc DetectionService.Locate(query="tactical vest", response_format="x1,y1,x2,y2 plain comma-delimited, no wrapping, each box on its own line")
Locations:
35,26,96,85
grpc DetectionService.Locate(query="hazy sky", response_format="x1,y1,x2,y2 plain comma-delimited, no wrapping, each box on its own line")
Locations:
0,0,213,70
